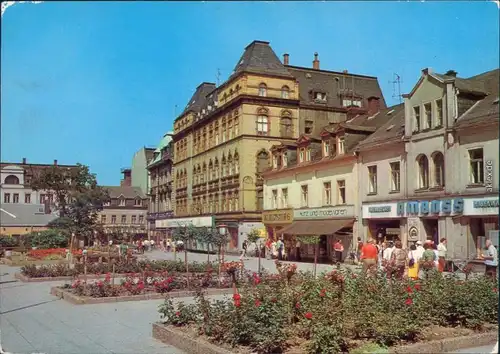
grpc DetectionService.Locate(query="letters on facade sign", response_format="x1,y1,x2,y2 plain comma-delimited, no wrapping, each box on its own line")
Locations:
368,206,391,213
262,211,292,223
295,208,348,219
473,200,499,208
396,198,464,216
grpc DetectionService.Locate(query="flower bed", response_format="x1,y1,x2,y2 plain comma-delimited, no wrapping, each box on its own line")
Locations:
156,266,499,354
20,259,220,280
52,272,234,304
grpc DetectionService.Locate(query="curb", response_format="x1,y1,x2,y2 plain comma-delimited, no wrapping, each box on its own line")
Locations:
153,323,498,354
51,287,233,305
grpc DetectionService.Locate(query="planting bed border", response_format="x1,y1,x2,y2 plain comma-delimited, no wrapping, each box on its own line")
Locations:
4,258,69,267
50,287,233,305
152,323,498,354
15,271,210,283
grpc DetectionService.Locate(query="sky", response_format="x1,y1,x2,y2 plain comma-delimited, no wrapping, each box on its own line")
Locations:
1,1,499,185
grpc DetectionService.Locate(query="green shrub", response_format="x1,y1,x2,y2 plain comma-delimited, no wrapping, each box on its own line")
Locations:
29,229,69,249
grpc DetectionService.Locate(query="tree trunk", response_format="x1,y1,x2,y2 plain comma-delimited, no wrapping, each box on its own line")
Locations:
257,244,261,276
185,250,189,289
313,243,318,278
217,245,222,287
207,244,210,263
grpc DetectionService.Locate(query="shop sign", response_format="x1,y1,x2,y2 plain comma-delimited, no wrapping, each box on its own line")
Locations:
293,206,354,220
156,216,213,229
397,198,464,217
368,206,392,213
473,199,499,208
262,209,293,224
463,197,499,216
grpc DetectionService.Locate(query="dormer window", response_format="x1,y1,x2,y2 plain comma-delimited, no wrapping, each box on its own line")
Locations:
134,198,142,206
299,149,305,163
273,155,279,169
323,141,330,157
282,153,288,167
306,149,312,161
258,83,267,97
276,153,282,169
119,197,126,206
338,137,345,154
314,92,327,102
281,86,290,99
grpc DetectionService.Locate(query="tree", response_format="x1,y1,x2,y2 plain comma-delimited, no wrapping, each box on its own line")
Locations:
172,224,200,280
31,163,110,246
198,227,218,263
298,235,320,277
247,228,262,274
28,229,68,249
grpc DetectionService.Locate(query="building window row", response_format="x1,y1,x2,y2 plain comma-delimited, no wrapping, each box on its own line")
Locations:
258,83,291,99
104,214,144,225
322,136,345,158
175,169,188,189
2,192,35,204
367,161,402,195
256,107,294,137
191,191,240,215
192,109,240,154
413,98,444,132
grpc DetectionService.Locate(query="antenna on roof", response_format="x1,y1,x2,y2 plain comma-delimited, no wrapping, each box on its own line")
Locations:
389,73,403,104
216,68,221,86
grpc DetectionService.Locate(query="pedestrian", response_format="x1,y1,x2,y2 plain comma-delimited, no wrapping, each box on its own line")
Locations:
481,239,498,279
390,240,407,280
166,239,171,252
242,240,248,258
382,241,395,273
295,238,302,261
333,239,344,264
437,238,447,272
414,240,424,260
277,237,284,261
420,242,437,279
356,237,363,263
361,239,378,276
407,244,419,280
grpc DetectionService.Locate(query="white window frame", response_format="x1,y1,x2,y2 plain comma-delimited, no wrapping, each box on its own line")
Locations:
469,148,484,184
281,188,288,208
272,189,278,209
323,181,332,206
301,185,309,207
424,102,432,129
413,106,421,132
389,161,401,192
368,165,377,194
338,137,345,155
435,99,443,127
337,180,346,204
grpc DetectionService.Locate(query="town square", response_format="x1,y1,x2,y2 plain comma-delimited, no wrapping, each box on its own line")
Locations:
1,1,499,353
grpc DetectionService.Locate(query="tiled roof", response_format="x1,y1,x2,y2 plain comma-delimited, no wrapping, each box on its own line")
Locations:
231,40,293,79
455,70,499,129
181,82,217,116
0,204,58,227
355,104,406,150
433,69,499,96
103,186,146,199
286,66,387,110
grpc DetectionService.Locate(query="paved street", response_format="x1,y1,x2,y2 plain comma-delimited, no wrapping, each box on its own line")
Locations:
0,265,190,354
451,344,497,353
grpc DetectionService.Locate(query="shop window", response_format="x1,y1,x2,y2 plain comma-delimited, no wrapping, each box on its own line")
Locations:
368,166,377,194
416,154,429,189
301,185,309,207
432,152,445,187
469,148,484,184
390,161,400,192
337,180,346,204
323,182,332,205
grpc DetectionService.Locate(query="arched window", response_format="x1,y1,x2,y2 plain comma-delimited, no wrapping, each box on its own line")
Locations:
214,158,219,179
193,166,198,185
221,155,227,177
256,108,269,136
256,150,270,174
201,163,207,183
281,85,290,99
258,83,267,97
4,175,19,184
416,154,429,189
280,111,293,138
432,152,445,187
227,153,233,175
234,191,239,211
233,151,240,174
208,160,213,181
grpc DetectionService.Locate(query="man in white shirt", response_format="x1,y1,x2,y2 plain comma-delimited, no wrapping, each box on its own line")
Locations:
437,238,447,272
481,239,498,279
414,241,425,261
383,241,394,264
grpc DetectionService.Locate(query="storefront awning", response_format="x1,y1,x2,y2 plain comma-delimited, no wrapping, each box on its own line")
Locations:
279,219,354,236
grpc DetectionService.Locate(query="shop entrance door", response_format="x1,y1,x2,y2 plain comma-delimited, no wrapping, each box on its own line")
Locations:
422,219,439,244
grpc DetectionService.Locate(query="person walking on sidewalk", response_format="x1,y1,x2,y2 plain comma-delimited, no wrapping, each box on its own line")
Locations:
437,238,447,272
361,239,378,276
333,239,344,264
481,239,498,279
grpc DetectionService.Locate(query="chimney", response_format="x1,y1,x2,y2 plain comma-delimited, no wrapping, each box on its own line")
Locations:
367,96,381,116
343,70,348,74
22,158,26,164
121,168,132,187
54,159,58,166
312,52,320,70
445,69,457,77
422,67,433,76
283,53,289,65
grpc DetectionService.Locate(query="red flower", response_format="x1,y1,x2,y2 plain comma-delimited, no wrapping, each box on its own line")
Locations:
351,274,358,279
255,299,261,307
234,299,241,307
304,312,313,320
405,298,413,306
319,289,326,297
494,288,498,293
96,281,103,287
175,311,180,317
271,298,277,303
406,286,413,293
295,302,301,309
414,283,421,291
233,293,241,301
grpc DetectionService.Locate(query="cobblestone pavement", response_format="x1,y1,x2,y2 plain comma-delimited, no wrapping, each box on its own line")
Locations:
1,265,195,354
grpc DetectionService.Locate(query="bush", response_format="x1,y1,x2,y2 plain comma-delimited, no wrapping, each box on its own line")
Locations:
29,229,69,249
0,235,19,247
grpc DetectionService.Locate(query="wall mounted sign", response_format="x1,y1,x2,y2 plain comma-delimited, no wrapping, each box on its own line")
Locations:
262,209,293,224
473,200,499,208
408,226,419,241
156,216,214,229
397,198,464,216
368,206,392,213
293,205,354,220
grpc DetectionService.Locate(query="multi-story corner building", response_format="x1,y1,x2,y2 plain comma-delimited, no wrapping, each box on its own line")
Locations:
146,133,174,241
262,99,389,261
99,169,149,240
0,158,79,236
356,104,407,243
170,40,387,252
358,68,499,258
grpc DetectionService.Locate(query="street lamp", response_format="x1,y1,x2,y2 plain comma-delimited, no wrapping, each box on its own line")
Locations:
217,224,227,264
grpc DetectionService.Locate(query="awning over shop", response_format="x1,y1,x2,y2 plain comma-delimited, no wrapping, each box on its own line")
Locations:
279,219,354,236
